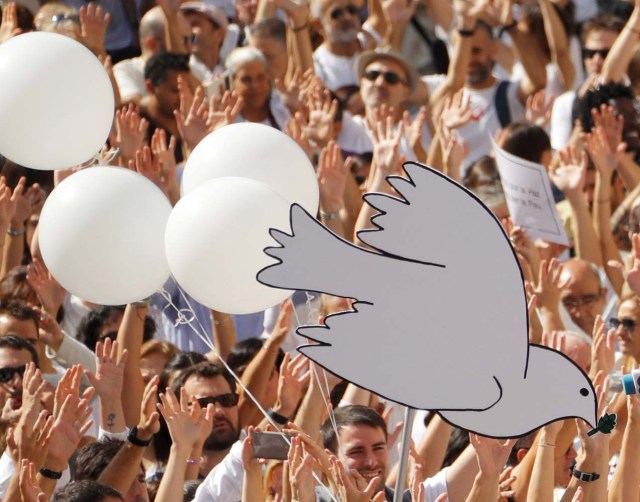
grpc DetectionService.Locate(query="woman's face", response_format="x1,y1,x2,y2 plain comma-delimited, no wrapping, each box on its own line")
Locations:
232,60,270,112
616,299,640,359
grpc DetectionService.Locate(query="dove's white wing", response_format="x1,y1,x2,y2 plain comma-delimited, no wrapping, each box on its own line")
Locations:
297,302,504,411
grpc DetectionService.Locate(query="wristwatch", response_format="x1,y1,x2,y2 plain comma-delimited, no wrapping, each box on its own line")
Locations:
572,467,600,482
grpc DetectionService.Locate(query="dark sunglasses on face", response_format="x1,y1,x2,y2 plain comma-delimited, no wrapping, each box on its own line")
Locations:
363,69,407,86
197,393,239,408
0,365,26,384
583,48,609,60
330,4,358,19
52,13,80,24
608,317,637,332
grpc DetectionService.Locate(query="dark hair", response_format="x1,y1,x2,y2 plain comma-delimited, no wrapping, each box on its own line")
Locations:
73,439,125,481
474,19,494,40
0,267,38,306
171,361,237,395
574,82,635,132
500,122,551,164
507,429,537,467
145,52,190,87
0,334,39,367
250,17,286,46
52,480,123,502
441,427,470,467
227,338,284,376
77,305,155,352
321,405,387,453
462,156,499,190
581,14,624,42
184,480,203,501
0,299,39,335
158,350,207,390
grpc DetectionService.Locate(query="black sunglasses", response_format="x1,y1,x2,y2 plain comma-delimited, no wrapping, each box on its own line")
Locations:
363,69,407,86
583,48,609,59
0,365,26,384
330,4,358,19
608,317,637,332
197,393,239,408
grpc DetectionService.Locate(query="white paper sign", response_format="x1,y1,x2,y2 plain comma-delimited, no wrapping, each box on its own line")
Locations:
492,139,569,246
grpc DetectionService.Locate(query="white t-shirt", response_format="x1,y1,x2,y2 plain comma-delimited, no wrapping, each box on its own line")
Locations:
456,79,525,174
313,44,360,91
113,56,146,103
550,90,576,151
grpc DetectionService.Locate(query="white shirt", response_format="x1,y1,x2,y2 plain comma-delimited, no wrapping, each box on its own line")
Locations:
0,451,70,497
550,90,576,151
113,56,146,102
193,432,246,502
313,44,360,92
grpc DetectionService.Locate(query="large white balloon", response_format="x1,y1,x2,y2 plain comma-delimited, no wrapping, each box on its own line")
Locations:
0,32,114,170
39,167,172,305
181,123,319,213
166,177,293,314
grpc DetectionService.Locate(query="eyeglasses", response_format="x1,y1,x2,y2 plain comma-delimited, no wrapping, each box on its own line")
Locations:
183,34,198,46
561,293,601,310
51,13,80,24
363,70,408,86
583,48,609,60
329,4,358,19
197,393,239,408
608,317,637,332
0,365,26,384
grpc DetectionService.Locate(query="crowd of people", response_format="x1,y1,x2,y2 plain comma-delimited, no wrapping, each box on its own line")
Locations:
2,0,640,500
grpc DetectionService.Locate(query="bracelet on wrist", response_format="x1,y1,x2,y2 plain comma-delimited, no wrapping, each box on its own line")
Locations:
39,467,63,480
320,209,340,220
186,456,204,465
538,443,555,448
267,407,290,425
7,227,25,237
499,20,517,37
572,467,600,482
128,426,152,447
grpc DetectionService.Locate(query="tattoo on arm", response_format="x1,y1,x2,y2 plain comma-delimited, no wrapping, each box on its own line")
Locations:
107,412,116,429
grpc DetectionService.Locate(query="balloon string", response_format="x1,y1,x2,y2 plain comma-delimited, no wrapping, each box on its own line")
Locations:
158,282,336,500
294,293,342,456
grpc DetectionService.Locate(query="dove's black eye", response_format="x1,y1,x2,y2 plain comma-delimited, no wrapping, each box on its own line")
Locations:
580,388,589,397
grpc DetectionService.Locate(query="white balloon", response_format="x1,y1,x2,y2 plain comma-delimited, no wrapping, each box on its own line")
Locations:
0,32,114,170
38,167,172,305
166,177,292,314
181,123,319,213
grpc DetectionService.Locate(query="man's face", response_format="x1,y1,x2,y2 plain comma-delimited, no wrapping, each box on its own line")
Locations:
615,299,640,359
337,424,388,494
466,29,495,86
232,61,270,110
151,70,187,117
321,0,360,45
183,375,240,450
583,29,617,76
559,263,606,335
0,315,38,344
249,35,288,83
0,347,33,410
185,11,223,61
360,59,410,112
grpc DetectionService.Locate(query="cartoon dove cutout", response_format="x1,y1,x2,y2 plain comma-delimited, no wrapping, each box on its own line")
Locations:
257,162,597,438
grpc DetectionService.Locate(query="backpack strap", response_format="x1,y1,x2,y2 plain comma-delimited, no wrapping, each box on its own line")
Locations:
494,80,512,128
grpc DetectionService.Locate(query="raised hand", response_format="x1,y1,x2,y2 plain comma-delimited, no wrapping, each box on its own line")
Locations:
288,435,316,502
275,70,305,114
85,339,127,402
318,141,351,214
534,258,565,312
441,90,476,130
175,85,209,150
304,86,338,148
549,146,588,200
591,104,625,158
111,105,149,165
207,90,243,133
609,233,640,295
79,3,110,56
26,258,66,317
11,178,45,234
403,107,428,160
0,2,22,43
368,105,405,176
526,90,553,128
382,0,417,25
137,375,161,442
583,125,625,179
275,353,310,419
286,112,314,160
158,387,214,451
329,455,383,502
590,316,615,380
129,145,173,198
19,460,47,502
469,434,516,477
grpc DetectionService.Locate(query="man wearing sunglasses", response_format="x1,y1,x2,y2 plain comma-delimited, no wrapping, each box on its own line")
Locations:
0,335,39,416
312,0,376,92
550,15,623,151
171,362,241,476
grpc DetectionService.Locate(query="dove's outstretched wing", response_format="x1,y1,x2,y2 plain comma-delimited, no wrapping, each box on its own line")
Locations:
359,162,515,270
297,302,505,412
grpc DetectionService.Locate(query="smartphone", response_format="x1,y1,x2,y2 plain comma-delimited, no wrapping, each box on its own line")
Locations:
251,431,292,460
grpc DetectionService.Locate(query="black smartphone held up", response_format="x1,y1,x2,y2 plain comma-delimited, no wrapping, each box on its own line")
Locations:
251,431,292,460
